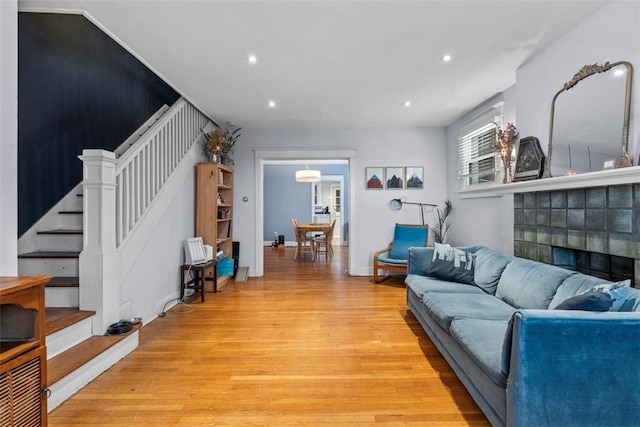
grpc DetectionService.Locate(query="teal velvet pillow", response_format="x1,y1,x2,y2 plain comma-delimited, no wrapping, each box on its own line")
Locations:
582,279,631,311
425,243,476,285
555,291,612,311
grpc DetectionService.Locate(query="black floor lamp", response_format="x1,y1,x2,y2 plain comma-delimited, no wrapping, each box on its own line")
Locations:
389,198,437,225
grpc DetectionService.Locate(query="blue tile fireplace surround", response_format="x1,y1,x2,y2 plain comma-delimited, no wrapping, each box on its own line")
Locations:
513,184,640,287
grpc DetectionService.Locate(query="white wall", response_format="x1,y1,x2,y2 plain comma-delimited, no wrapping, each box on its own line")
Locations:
517,1,640,163
232,128,447,276
119,167,197,321
445,88,517,254
444,1,640,255
0,0,18,275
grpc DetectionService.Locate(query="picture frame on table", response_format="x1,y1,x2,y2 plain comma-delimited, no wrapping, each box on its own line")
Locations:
405,167,424,189
385,167,404,189
365,167,384,189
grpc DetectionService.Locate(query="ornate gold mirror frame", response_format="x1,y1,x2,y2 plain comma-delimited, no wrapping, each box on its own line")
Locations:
543,61,633,178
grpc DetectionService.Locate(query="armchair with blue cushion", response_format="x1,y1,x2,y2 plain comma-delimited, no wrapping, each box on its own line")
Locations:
373,223,429,283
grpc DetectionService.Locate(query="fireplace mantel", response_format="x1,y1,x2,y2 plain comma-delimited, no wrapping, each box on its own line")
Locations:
460,165,640,198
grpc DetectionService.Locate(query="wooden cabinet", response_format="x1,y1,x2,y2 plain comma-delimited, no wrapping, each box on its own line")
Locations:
196,163,233,260
0,276,50,427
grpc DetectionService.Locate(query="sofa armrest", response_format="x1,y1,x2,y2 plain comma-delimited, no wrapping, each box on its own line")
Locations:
506,309,640,427
407,247,434,275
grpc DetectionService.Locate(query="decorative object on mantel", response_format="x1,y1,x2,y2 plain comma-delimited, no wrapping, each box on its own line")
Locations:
432,199,452,244
513,136,545,182
544,60,633,178
203,126,241,165
495,122,519,184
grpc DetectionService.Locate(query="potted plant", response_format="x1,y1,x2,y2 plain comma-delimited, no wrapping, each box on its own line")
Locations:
204,127,241,165
433,199,452,244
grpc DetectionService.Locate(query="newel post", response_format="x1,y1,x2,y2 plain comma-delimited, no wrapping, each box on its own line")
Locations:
78,149,120,334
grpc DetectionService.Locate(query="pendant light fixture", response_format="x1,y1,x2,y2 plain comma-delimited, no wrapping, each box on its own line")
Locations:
295,165,321,182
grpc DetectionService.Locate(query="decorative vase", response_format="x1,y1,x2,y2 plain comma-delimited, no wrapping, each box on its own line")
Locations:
502,163,512,184
209,153,219,163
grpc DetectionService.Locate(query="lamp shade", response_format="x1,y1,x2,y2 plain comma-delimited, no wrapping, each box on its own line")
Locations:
295,169,321,182
389,198,403,211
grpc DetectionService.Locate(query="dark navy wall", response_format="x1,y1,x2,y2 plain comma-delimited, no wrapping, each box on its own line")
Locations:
18,12,180,236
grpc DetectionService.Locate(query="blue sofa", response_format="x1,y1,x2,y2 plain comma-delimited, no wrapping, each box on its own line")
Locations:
405,245,640,427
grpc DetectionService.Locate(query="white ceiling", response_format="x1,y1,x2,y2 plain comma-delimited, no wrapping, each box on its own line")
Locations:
20,0,608,129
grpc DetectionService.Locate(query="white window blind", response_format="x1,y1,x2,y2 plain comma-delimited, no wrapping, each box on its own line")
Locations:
458,108,500,187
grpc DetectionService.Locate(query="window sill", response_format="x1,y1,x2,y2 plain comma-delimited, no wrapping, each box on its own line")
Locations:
459,166,640,198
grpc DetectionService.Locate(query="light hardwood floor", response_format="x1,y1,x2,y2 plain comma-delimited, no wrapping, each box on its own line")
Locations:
49,246,490,426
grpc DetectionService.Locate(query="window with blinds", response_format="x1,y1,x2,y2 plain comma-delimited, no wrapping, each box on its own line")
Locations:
458,123,497,186
457,104,502,188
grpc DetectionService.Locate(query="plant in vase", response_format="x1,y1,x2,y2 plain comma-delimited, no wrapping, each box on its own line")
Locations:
495,122,519,184
203,126,241,165
433,199,453,244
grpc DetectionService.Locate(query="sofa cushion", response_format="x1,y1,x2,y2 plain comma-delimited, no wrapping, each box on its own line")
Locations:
548,273,612,309
425,243,476,285
620,287,640,312
495,258,575,309
405,275,487,299
421,292,516,332
583,279,631,311
450,318,509,387
554,291,612,311
472,247,514,295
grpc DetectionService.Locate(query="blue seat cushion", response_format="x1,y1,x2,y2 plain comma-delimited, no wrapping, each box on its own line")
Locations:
388,224,428,259
421,292,516,332
377,256,407,265
450,318,509,387
405,275,487,299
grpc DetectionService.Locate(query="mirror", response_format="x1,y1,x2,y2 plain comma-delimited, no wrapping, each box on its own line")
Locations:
544,61,633,177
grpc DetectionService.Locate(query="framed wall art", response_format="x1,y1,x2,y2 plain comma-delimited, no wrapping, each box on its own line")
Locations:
405,167,424,189
385,167,404,189
365,167,384,189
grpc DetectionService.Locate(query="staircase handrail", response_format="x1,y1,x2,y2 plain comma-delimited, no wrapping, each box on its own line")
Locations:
114,98,209,246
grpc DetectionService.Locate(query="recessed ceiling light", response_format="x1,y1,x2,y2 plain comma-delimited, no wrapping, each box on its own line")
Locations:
442,54,452,62
248,55,257,64
404,101,411,107
268,100,276,108
614,68,625,77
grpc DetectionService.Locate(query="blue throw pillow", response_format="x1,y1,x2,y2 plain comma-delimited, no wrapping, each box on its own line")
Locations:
425,243,476,285
554,291,612,312
582,279,631,311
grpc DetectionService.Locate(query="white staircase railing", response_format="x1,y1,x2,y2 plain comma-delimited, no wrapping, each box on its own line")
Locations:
116,98,208,246
79,97,211,333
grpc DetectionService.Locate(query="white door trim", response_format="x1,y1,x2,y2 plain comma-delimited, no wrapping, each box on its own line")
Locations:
254,149,356,277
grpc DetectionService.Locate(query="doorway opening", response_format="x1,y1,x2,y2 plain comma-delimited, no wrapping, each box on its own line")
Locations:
254,149,357,277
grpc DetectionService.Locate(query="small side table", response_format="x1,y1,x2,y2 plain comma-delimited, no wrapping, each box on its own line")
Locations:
180,260,217,302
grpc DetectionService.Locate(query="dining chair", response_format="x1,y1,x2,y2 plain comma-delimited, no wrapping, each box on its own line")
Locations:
292,219,315,261
313,219,336,261
372,223,429,283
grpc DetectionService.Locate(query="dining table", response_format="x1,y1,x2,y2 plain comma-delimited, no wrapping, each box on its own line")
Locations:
295,222,333,261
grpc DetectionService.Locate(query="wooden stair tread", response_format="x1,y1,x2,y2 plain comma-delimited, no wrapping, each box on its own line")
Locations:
47,323,141,385
18,250,80,258
46,276,79,288
37,229,83,235
45,307,95,335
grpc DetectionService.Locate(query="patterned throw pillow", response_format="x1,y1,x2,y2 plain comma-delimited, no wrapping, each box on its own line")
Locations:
425,243,476,285
581,279,631,311
555,291,612,311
